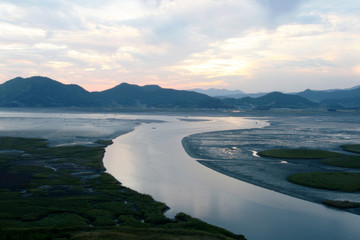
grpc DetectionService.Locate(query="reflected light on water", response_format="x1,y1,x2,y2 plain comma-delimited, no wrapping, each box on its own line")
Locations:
103,115,360,240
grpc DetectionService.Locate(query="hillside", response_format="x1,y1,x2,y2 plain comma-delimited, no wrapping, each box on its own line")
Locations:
94,83,228,108
321,96,360,110
190,88,266,99
297,86,360,102
223,92,319,110
0,76,96,107
1,76,359,110
0,77,227,109
189,88,246,97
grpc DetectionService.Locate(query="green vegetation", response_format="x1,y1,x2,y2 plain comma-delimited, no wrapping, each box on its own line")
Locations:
0,137,245,240
260,145,360,209
322,155,360,168
341,144,360,154
322,200,360,209
258,148,341,159
287,172,360,192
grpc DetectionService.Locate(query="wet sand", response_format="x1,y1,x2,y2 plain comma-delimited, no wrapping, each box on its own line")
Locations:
0,109,163,145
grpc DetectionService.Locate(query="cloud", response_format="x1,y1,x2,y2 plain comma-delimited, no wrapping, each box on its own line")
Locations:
0,0,359,92
258,0,306,15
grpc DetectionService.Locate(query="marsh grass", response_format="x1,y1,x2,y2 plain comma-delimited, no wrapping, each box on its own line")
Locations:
322,155,360,168
258,149,342,159
0,137,245,240
287,172,360,192
0,137,48,152
341,144,360,154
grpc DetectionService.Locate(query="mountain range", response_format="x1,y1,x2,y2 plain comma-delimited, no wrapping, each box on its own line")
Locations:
0,76,226,109
0,76,359,110
189,88,266,98
193,85,360,110
223,92,319,110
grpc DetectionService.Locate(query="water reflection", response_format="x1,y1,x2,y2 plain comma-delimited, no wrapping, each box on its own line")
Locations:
103,115,360,240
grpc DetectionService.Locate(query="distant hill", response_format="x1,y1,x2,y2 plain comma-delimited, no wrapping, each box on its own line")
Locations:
0,76,96,107
321,96,360,110
189,88,267,99
94,83,228,108
224,92,319,110
297,86,360,102
189,88,245,97
1,76,359,110
0,77,228,109
216,92,267,99
296,86,360,109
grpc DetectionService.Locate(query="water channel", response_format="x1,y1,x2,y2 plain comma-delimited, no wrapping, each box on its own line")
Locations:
103,115,360,240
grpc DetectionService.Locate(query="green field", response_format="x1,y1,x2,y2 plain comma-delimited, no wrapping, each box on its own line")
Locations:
0,137,245,240
258,148,342,159
287,172,360,192
322,155,360,168
341,144,360,154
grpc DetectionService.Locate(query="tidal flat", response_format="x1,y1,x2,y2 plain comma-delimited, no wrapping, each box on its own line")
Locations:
182,112,360,214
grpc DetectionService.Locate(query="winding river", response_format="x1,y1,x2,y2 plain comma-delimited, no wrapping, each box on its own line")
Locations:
103,115,360,240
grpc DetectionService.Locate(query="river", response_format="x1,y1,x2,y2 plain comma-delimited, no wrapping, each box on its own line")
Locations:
103,115,360,240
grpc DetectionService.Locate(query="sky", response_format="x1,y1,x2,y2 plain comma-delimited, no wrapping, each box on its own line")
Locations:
0,0,359,93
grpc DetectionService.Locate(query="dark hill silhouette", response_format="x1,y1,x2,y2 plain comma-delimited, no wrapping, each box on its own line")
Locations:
321,96,360,110
297,86,360,102
2,76,359,110
224,92,318,109
0,76,96,107
94,83,227,108
0,77,227,109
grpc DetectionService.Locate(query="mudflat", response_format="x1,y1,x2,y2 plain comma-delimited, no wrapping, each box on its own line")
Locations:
182,112,360,215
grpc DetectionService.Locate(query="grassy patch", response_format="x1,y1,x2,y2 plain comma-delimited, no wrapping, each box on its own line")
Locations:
0,137,245,240
287,172,360,192
96,140,113,145
341,144,360,154
322,200,360,209
0,136,48,152
71,227,242,240
259,149,342,159
322,155,360,168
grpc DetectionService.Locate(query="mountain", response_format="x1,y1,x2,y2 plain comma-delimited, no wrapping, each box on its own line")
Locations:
189,88,267,99
296,86,360,109
297,86,360,102
94,83,228,108
0,77,228,109
224,92,319,110
216,92,267,99
1,76,358,110
0,76,96,107
189,88,245,97
321,96,360,110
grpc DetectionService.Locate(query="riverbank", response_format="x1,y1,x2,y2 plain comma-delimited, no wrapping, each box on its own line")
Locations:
91,112,360,239
0,136,245,240
182,114,360,215
0,110,248,239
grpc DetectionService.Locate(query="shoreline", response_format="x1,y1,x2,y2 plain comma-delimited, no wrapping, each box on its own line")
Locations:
197,160,360,215
181,117,360,216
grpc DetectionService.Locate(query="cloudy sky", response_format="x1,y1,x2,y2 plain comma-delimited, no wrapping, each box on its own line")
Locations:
0,0,359,92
